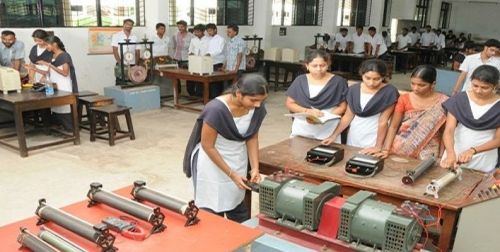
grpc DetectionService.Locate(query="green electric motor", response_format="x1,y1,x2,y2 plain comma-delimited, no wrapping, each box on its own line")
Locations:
337,191,422,252
259,177,340,231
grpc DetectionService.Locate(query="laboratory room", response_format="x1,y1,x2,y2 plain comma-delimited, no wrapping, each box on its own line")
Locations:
0,0,499,251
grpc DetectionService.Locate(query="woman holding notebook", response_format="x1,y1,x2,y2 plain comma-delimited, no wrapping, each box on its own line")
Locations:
286,50,348,141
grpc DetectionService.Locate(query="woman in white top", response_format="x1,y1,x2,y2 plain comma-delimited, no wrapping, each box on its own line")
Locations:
30,36,77,131
183,74,268,223
286,49,348,141
27,29,52,83
441,65,500,172
322,59,399,155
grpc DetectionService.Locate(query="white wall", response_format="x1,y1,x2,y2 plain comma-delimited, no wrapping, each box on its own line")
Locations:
390,0,417,21
448,2,500,40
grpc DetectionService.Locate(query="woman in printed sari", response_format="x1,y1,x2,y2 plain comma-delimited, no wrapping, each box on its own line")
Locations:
376,65,448,160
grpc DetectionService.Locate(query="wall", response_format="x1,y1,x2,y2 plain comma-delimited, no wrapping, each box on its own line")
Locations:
448,1,500,40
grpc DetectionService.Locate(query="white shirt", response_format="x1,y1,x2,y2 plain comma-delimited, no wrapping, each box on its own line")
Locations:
351,33,369,54
420,32,435,47
459,53,500,91
188,36,210,56
206,34,225,65
408,32,420,46
111,31,139,63
151,33,172,57
436,34,446,49
334,33,352,52
396,34,412,50
367,34,387,56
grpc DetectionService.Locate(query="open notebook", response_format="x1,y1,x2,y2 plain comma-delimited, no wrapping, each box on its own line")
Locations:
284,109,341,124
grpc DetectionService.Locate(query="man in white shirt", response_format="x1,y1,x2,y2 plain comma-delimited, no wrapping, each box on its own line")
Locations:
350,26,369,54
367,27,388,58
452,39,500,94
435,29,446,50
408,26,420,46
151,23,172,59
333,28,351,53
205,23,225,69
396,28,412,51
186,24,209,97
111,19,140,84
420,25,435,47
188,24,209,56
112,19,139,65
205,23,226,98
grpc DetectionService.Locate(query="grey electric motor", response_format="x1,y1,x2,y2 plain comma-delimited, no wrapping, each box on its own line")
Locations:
259,177,340,231
337,191,422,252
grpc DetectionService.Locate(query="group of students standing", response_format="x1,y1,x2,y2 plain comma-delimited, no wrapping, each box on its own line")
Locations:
0,29,77,130
183,48,499,223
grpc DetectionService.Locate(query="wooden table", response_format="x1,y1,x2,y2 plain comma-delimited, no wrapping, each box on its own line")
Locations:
391,50,418,73
0,186,262,251
0,91,80,157
157,68,238,112
262,60,305,91
330,53,374,80
257,137,493,252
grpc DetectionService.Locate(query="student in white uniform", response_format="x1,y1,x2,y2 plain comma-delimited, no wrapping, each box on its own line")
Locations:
286,50,348,140
205,23,226,98
350,26,369,54
420,25,435,47
367,27,388,58
396,28,412,51
452,39,500,94
151,23,172,59
408,26,420,46
183,74,268,223
333,28,351,52
322,59,399,155
188,24,209,56
441,65,500,173
30,36,78,131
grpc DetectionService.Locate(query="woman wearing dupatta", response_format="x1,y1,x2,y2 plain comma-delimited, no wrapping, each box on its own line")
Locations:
183,74,268,223
441,65,500,173
377,65,448,160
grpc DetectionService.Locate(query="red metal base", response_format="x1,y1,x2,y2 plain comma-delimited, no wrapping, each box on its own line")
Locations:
257,214,355,252
318,196,346,238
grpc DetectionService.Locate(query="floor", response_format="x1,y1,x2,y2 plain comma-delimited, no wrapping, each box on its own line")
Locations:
0,72,411,226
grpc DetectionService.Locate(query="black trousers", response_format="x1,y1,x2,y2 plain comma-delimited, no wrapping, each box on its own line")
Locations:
201,200,249,223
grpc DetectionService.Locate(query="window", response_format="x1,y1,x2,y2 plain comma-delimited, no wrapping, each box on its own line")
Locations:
0,0,145,27
382,0,391,27
337,0,372,27
168,0,253,26
271,0,323,26
414,0,431,27
438,2,451,29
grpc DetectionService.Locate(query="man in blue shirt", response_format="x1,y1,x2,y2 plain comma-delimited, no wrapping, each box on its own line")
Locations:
224,24,245,77
0,30,27,80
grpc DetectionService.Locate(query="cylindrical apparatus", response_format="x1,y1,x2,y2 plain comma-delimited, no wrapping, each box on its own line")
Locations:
17,227,59,252
425,168,463,199
39,226,87,252
87,182,165,233
275,180,313,221
131,180,199,226
350,199,396,247
402,157,436,184
35,199,116,252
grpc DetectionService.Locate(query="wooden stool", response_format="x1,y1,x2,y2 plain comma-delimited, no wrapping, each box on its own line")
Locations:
89,104,135,146
78,95,113,130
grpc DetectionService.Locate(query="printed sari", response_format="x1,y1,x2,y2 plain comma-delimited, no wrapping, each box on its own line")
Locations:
391,94,448,160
